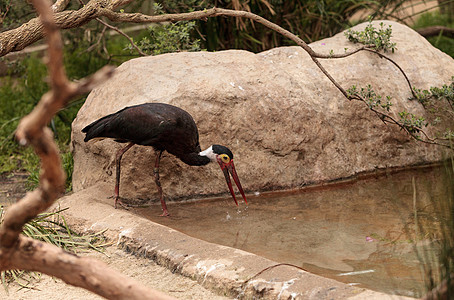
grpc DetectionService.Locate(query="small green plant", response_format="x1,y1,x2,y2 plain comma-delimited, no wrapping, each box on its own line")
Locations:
347,84,392,111
413,77,454,106
398,111,427,135
410,78,454,142
126,4,201,56
430,83,454,104
412,87,432,105
128,21,201,55
344,19,397,53
347,84,433,140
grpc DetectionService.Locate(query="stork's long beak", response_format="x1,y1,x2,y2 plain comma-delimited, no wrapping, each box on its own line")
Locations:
217,159,248,206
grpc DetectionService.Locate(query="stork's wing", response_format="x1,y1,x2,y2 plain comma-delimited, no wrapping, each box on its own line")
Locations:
82,103,200,154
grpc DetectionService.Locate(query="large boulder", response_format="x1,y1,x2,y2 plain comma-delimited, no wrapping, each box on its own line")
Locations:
71,20,453,202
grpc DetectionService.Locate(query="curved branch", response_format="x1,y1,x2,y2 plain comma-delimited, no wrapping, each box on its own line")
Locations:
95,17,147,56
97,7,354,99
350,93,449,148
417,26,454,39
52,0,72,12
363,48,418,99
0,5,352,99
8,235,175,300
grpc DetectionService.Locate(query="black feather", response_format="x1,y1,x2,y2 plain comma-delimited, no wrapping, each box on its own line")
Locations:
82,103,210,166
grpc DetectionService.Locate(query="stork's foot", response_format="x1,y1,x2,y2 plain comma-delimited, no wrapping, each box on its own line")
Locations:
109,196,129,210
160,209,170,217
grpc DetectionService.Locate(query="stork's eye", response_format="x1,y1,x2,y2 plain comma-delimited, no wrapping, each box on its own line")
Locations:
220,154,230,164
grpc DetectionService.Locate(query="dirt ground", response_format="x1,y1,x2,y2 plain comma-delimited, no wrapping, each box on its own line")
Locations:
0,174,230,300
0,245,230,300
0,172,28,206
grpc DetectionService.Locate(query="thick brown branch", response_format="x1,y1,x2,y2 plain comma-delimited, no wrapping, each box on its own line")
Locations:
5,235,175,300
417,26,454,39
52,0,71,13
0,128,64,250
0,0,103,57
0,0,168,298
1,0,69,250
35,0,69,92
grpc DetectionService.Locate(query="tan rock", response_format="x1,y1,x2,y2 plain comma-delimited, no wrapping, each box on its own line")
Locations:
71,20,453,203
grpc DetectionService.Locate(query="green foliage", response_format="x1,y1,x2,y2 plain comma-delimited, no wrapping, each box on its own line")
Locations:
0,56,46,175
398,111,427,135
412,78,454,141
412,87,432,105
347,84,393,111
430,82,454,104
130,21,201,55
347,84,434,139
127,2,201,55
157,0,406,52
344,19,397,53
0,28,139,188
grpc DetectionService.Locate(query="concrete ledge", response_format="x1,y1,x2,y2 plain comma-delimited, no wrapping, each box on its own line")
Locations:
58,183,413,299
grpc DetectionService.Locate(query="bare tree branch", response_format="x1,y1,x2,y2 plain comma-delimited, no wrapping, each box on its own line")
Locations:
362,48,417,99
0,0,175,298
417,26,454,39
52,0,72,13
9,236,175,300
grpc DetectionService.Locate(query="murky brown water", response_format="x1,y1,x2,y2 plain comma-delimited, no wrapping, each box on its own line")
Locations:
133,163,453,298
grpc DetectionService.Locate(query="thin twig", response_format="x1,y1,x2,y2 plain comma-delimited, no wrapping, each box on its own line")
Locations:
0,0,174,298
363,48,418,99
95,17,147,56
84,25,107,53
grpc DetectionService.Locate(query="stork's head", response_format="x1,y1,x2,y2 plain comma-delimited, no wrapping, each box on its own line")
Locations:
199,145,247,205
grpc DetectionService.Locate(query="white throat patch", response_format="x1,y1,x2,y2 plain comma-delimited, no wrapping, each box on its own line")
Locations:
199,145,217,162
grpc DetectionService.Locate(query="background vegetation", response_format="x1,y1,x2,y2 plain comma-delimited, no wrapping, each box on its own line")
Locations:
1,0,453,190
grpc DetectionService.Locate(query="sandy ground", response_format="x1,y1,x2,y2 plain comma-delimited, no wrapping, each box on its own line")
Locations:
0,246,231,300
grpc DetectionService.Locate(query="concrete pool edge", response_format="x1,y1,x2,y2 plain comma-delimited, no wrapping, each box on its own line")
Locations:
57,183,413,299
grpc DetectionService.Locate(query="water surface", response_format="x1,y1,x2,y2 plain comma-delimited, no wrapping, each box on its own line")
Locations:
132,164,451,297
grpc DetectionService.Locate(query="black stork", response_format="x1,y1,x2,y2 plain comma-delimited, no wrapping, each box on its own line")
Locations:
82,102,247,216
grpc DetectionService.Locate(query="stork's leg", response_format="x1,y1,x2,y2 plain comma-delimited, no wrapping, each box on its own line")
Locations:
153,150,169,217
114,142,134,209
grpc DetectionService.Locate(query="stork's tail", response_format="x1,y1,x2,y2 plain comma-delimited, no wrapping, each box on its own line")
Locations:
82,115,112,142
